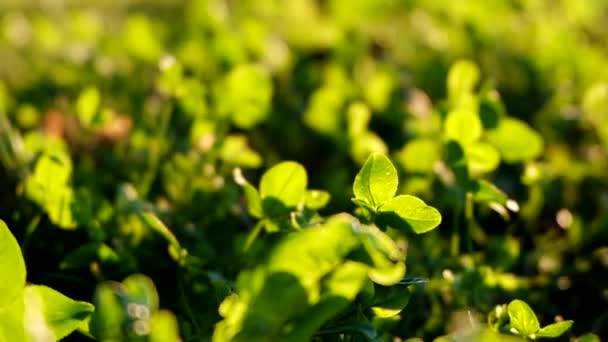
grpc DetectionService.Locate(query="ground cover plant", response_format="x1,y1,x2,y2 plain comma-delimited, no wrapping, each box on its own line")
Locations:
0,0,607,341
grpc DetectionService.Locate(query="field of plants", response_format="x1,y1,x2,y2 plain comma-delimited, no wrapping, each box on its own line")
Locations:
0,0,607,341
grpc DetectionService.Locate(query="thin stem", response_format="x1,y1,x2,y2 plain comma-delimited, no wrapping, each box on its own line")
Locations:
451,202,461,257
242,220,265,254
465,192,475,254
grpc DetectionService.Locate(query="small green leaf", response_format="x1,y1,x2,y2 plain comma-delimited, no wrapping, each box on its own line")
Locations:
507,299,540,337
150,310,182,342
355,224,406,285
122,274,159,313
304,190,331,210
464,141,500,175
447,60,480,102
377,195,442,234
24,285,95,341
0,220,26,309
260,161,307,206
353,152,398,208
217,64,273,129
76,86,101,126
89,283,125,340
444,109,483,145
140,213,186,263
536,320,573,338
350,131,389,165
396,138,440,173
370,285,411,318
347,102,371,137
234,168,264,218
486,118,543,163
472,180,508,205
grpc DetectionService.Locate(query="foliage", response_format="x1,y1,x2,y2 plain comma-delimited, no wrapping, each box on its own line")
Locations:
0,0,607,341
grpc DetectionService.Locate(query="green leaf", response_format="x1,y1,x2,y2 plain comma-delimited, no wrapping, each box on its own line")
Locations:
486,118,543,163
354,224,406,285
396,138,440,173
350,131,389,166
76,86,101,126
220,135,262,168
536,320,573,338
266,216,359,289
507,299,540,337
150,310,182,342
217,64,273,129
347,102,371,137
0,291,26,342
472,180,508,205
304,190,331,210
353,152,398,209
464,141,500,175
122,274,159,313
447,60,480,102
444,109,483,145
573,334,601,342
377,195,442,234
24,285,95,341
370,284,411,318
89,283,125,340
234,168,264,218
140,212,185,262
260,161,307,215
0,220,26,309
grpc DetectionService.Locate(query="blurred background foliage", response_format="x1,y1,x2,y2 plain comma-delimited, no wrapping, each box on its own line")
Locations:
0,0,607,341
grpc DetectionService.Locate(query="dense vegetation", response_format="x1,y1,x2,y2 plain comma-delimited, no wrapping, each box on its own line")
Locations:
0,0,607,341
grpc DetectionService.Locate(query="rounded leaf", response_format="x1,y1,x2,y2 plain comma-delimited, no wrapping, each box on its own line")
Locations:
507,299,540,336
24,285,95,341
444,109,483,145
486,118,543,163
260,161,308,209
353,153,398,208
536,320,574,338
0,220,26,308
397,139,440,173
464,141,500,175
377,195,442,234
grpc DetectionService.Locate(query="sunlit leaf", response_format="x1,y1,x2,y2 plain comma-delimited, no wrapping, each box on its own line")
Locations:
444,109,483,145
353,153,398,208
260,161,307,216
486,118,543,163
377,195,442,234
24,285,95,341
507,299,540,337
536,320,573,338
0,220,26,309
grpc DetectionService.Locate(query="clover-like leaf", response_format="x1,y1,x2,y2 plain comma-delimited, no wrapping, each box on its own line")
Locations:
370,284,411,318
24,285,95,341
464,141,500,175
305,190,331,210
396,138,440,173
448,59,480,103
486,118,543,163
377,195,442,234
353,153,398,209
0,220,26,309
507,299,540,337
233,171,263,220
444,109,483,145
260,161,307,213
536,320,574,338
